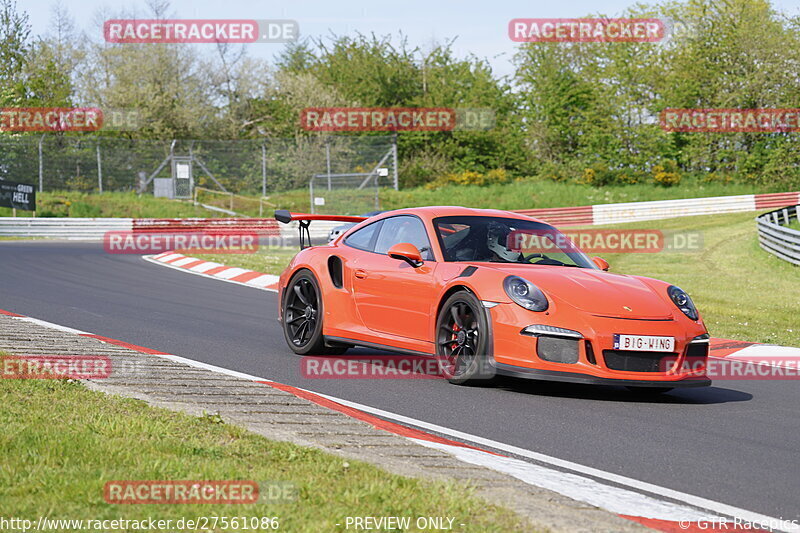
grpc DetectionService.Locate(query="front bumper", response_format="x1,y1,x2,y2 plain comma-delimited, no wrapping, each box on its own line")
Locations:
489,303,711,386
494,363,711,388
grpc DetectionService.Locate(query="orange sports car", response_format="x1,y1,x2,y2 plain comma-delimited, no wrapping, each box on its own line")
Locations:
275,206,711,392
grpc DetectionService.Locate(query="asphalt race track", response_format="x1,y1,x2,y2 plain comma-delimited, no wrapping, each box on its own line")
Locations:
2,241,798,521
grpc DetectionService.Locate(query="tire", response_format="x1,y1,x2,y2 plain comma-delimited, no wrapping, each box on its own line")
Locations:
282,270,345,356
435,290,494,385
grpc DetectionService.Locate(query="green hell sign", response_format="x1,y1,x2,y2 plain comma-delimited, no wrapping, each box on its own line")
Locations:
0,180,36,211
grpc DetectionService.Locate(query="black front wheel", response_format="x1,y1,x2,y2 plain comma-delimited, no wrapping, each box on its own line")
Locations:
435,291,494,385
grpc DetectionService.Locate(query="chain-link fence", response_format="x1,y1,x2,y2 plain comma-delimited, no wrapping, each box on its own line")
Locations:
0,135,398,197
310,173,381,215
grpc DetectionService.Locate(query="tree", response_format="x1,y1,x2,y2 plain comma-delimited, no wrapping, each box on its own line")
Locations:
0,0,29,85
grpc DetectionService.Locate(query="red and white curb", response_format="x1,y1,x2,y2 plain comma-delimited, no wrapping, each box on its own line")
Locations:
709,338,800,369
143,251,279,292
2,305,797,532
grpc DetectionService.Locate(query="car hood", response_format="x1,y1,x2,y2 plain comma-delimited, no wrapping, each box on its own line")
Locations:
485,265,674,319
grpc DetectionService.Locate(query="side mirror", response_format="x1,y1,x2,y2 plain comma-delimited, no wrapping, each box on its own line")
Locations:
387,243,423,267
592,256,610,271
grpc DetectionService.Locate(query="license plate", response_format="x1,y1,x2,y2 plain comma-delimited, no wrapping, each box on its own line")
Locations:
613,334,675,352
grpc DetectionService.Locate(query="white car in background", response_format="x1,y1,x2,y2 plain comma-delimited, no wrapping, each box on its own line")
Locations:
327,211,384,241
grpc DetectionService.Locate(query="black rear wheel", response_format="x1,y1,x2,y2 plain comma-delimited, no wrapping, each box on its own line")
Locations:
282,270,345,355
436,291,493,384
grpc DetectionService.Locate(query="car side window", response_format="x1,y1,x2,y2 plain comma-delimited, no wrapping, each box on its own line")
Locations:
374,216,434,261
344,221,381,251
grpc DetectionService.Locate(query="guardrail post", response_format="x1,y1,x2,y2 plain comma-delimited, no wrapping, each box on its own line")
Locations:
261,144,267,197
38,135,44,193
391,133,399,190
96,143,103,193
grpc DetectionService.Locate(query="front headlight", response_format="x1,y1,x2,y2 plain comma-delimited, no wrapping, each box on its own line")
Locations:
503,276,548,312
667,285,698,321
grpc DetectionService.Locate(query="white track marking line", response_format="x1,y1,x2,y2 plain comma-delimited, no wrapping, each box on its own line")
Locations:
11,316,89,335
141,255,278,292
306,392,798,532
412,438,709,521
15,311,797,531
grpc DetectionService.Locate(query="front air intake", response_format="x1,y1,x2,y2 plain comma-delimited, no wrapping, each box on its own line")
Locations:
603,350,677,372
537,337,580,364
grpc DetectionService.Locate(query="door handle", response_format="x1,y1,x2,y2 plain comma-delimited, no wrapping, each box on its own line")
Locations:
354,269,368,279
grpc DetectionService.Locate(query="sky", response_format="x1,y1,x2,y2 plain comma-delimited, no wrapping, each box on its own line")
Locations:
19,0,800,79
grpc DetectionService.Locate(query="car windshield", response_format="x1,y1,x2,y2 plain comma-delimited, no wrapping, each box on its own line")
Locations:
434,216,596,269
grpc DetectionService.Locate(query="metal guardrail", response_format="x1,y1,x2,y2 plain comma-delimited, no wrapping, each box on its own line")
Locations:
0,217,287,241
517,191,800,227
756,205,800,266
0,218,133,239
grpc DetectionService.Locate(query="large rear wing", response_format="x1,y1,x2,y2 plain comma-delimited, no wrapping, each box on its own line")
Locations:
274,210,368,249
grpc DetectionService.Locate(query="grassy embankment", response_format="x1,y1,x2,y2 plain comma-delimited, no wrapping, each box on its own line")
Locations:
0,191,225,218
0,367,526,531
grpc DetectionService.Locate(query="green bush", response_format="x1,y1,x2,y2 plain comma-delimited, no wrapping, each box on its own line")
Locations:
576,162,639,186
424,168,510,189
536,161,572,182
652,160,682,187
400,150,453,189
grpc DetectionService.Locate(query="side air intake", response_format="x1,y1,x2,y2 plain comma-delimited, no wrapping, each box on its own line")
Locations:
328,256,343,289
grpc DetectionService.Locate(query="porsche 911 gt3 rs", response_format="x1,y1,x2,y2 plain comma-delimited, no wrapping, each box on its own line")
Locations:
274,206,711,391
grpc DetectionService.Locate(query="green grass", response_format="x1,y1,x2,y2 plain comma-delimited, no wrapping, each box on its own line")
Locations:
194,211,799,348
598,211,800,347
0,374,526,532
191,247,297,275
0,191,226,219
268,178,774,214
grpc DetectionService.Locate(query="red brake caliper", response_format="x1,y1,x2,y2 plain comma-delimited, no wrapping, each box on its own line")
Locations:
450,323,460,351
